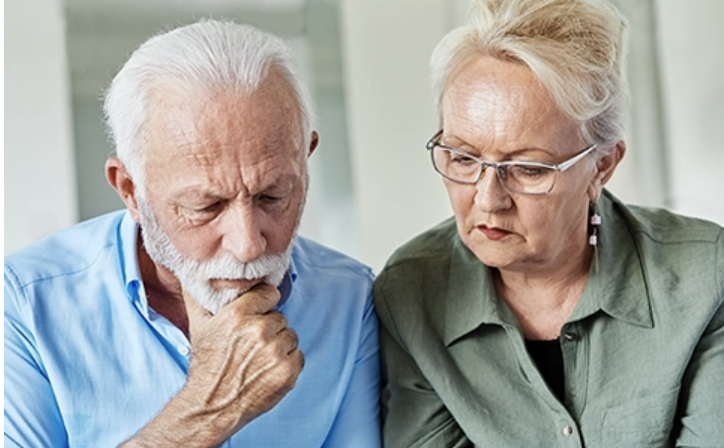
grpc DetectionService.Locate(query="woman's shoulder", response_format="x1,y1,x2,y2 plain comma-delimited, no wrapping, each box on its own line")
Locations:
374,217,460,309
601,190,720,249
381,216,459,272
622,204,722,244
607,192,723,298
374,218,460,337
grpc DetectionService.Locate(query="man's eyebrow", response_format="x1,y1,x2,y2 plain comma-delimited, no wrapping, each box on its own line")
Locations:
172,173,299,201
258,175,297,193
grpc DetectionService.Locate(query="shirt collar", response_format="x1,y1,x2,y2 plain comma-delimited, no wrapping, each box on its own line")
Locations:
570,191,654,328
119,211,146,311
279,248,299,309
442,190,653,347
443,237,521,346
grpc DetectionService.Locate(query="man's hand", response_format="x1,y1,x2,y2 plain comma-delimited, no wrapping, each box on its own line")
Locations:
184,284,304,432
122,284,304,447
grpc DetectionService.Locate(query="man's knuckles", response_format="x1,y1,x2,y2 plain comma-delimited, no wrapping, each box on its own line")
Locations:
227,284,281,314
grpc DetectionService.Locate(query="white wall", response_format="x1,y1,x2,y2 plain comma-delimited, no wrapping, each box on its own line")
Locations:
656,0,724,223
5,0,78,255
339,0,724,273
340,0,454,272
4,0,723,267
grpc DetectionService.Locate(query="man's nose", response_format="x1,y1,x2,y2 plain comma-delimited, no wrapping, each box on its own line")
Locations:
474,166,511,213
221,204,266,263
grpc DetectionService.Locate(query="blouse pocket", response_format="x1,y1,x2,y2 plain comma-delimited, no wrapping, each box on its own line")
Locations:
602,387,680,448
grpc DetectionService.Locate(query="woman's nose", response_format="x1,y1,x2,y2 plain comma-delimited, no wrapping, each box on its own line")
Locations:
474,166,511,213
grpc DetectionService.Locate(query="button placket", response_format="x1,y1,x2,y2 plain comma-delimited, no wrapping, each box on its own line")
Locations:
561,321,590,422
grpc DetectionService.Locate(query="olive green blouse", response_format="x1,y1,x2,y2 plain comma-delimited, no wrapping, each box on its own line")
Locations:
374,190,723,448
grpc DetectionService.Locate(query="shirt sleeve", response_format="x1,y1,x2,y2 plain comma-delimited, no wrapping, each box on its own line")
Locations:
676,228,724,447
375,279,472,448
676,301,724,447
322,291,382,448
4,268,69,448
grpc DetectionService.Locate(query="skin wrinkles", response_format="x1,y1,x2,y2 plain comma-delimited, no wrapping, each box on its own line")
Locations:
108,66,315,441
99,26,320,446
437,55,629,340
140,71,308,272
440,55,598,282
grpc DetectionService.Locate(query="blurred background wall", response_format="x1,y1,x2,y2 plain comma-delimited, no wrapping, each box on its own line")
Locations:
5,0,724,273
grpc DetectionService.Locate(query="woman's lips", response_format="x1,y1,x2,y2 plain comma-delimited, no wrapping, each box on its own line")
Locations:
478,225,511,241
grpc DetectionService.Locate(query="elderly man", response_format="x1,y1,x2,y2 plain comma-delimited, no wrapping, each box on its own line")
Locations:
4,20,381,447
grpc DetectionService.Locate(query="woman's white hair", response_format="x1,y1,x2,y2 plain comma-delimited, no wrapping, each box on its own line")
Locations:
431,0,629,149
103,19,315,186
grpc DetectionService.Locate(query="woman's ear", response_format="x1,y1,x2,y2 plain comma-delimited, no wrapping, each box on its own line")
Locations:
106,157,141,222
588,140,626,200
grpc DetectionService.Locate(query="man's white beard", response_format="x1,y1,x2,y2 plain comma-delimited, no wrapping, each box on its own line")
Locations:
136,194,293,315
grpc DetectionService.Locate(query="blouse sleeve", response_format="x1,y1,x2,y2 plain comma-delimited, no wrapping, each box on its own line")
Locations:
375,275,473,448
675,228,724,447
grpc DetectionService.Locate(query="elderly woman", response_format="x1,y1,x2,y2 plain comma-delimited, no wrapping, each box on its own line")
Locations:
374,0,723,446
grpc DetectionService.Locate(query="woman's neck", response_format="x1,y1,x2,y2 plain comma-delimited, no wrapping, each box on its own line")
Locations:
494,246,593,340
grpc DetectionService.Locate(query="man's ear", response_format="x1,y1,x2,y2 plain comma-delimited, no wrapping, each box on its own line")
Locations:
307,130,320,158
588,140,626,200
106,157,141,223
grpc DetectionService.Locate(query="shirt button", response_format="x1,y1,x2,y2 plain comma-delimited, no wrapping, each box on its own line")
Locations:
562,425,574,436
564,332,577,341
177,345,190,356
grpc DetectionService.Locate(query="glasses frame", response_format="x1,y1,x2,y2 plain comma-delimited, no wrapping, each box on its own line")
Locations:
426,130,597,195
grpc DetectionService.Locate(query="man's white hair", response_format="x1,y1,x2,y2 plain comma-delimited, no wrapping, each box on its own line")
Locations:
103,19,315,186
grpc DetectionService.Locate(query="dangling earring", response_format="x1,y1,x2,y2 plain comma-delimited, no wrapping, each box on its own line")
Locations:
588,200,601,273
588,200,601,246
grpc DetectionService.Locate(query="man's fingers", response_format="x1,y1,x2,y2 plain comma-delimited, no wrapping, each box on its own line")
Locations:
259,310,289,336
182,288,212,335
228,283,281,315
289,342,305,373
182,282,282,343
279,327,299,355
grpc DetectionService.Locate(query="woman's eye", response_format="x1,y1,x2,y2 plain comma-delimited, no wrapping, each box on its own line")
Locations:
510,165,546,177
451,154,476,165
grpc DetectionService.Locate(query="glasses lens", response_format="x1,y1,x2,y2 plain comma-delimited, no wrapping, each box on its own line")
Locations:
502,164,556,194
432,147,480,184
429,140,559,195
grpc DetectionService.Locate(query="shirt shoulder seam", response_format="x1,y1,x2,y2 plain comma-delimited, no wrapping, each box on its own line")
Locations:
6,242,116,292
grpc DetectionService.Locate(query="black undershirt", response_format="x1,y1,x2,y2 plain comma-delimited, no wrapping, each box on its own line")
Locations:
525,338,565,402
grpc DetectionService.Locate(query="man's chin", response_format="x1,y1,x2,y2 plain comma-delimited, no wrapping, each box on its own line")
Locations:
182,270,286,315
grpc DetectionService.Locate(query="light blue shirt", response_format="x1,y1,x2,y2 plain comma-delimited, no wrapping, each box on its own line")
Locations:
4,211,381,447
